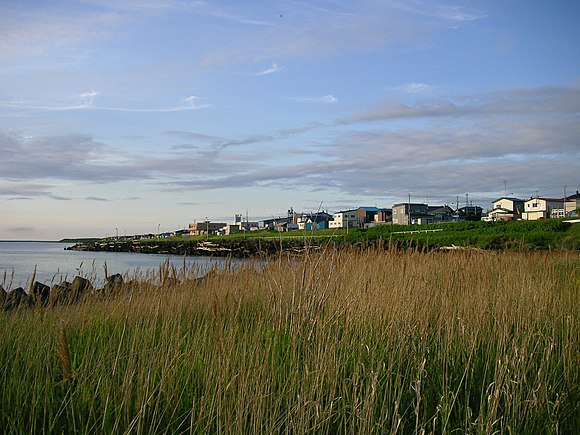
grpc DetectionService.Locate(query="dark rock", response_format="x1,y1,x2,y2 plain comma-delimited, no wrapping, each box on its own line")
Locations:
103,273,124,295
0,285,6,306
70,276,93,300
50,281,73,305
4,287,31,310
30,281,51,306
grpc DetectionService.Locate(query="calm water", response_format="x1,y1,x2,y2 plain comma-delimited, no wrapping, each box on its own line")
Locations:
0,241,234,290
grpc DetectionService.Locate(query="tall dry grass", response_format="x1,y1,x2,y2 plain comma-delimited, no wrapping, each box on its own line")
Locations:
1,248,578,433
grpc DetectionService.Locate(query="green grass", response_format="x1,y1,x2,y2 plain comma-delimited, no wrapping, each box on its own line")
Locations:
142,219,580,251
345,219,580,250
1,249,579,433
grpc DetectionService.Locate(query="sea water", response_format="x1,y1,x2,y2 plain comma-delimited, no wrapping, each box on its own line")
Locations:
0,241,233,290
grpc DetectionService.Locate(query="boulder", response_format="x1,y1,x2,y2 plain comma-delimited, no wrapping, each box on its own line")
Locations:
50,281,73,305
30,281,51,306
70,276,93,301
4,287,31,310
103,273,124,295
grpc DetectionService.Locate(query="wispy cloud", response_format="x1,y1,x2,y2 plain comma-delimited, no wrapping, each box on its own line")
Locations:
1,85,578,205
437,5,487,22
287,95,338,104
252,63,283,76
79,90,99,105
0,8,124,62
391,83,433,94
198,2,489,68
0,94,210,114
338,86,580,124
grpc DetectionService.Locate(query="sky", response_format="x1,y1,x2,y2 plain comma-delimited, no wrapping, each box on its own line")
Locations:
1,0,579,240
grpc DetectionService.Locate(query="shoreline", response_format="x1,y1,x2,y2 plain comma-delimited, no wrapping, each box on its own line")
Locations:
65,237,330,257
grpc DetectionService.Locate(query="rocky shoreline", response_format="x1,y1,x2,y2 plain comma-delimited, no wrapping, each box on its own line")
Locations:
1,238,332,312
1,273,126,311
65,237,329,257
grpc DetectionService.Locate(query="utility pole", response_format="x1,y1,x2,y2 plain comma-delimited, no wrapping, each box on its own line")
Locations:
563,184,567,217
504,180,507,197
408,193,411,225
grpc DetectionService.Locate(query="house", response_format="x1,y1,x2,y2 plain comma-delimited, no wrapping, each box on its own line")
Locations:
233,214,259,232
486,197,525,221
188,221,227,236
357,207,380,225
259,208,299,231
522,197,564,220
372,208,392,225
276,221,299,231
565,191,580,216
365,209,392,228
457,205,483,221
392,203,430,225
222,224,241,236
428,205,456,223
296,212,332,231
259,216,294,230
329,209,360,229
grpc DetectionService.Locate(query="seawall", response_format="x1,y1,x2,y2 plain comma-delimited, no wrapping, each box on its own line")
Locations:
65,238,330,257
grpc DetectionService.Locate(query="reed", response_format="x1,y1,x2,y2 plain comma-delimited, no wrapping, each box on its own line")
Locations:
1,249,578,433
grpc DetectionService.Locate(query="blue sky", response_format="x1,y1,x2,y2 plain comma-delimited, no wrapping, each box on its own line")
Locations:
1,0,579,239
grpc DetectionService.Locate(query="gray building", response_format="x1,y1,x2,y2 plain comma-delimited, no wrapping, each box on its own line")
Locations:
392,203,430,225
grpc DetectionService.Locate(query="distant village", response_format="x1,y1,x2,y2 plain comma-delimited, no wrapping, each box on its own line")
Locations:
151,191,580,239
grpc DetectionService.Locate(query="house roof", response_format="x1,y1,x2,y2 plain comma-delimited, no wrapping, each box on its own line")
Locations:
489,207,514,214
492,197,524,203
428,205,454,213
393,202,428,207
526,197,564,202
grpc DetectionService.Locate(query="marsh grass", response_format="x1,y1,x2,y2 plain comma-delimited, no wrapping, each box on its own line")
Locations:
1,249,579,433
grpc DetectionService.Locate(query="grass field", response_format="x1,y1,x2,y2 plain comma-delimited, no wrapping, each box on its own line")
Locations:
1,248,579,433
143,218,580,251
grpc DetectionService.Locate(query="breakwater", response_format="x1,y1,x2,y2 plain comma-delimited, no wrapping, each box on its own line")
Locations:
65,237,329,257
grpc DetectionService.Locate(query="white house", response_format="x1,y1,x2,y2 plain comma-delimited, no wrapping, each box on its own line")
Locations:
522,197,564,220
329,209,360,229
486,197,525,221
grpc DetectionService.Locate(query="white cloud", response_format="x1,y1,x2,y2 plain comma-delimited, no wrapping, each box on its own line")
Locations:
0,94,210,114
437,5,487,22
252,63,283,76
79,90,99,106
287,95,338,104
393,83,433,93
